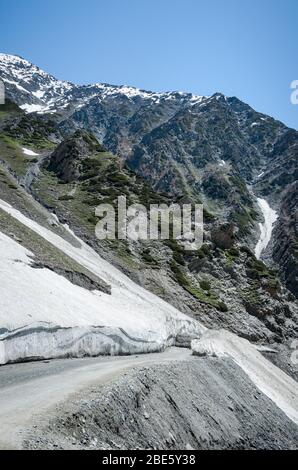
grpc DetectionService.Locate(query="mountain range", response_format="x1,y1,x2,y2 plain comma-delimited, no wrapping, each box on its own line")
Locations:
0,53,296,347
0,52,298,449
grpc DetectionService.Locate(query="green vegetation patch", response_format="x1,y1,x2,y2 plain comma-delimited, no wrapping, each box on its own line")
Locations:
141,248,158,265
230,206,258,237
0,133,30,176
224,246,240,265
164,238,185,265
197,243,212,259
170,261,227,312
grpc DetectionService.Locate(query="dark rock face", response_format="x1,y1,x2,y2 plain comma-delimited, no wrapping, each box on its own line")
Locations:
47,130,105,183
271,181,298,297
255,129,298,204
127,95,262,188
56,92,297,255
211,223,237,249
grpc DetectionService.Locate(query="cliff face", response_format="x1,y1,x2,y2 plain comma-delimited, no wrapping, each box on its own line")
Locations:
271,181,298,297
47,130,105,183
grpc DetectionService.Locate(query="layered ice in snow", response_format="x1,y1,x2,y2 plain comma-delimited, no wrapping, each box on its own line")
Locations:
0,199,205,364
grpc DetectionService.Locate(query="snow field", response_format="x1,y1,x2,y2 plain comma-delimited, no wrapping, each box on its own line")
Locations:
0,199,205,363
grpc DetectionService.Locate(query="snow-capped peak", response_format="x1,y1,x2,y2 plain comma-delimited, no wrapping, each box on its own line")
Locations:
91,83,205,105
0,53,33,67
0,53,74,113
0,53,72,87
0,52,207,114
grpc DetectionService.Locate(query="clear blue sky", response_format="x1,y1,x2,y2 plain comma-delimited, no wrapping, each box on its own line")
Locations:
1,0,297,128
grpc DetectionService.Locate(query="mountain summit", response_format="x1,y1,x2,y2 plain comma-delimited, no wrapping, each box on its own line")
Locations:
0,53,205,114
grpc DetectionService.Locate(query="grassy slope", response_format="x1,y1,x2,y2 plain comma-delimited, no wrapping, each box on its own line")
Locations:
0,99,56,177
0,165,110,292
32,140,234,312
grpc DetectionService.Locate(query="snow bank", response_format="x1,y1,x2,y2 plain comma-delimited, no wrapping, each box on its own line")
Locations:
255,198,278,259
192,330,298,425
20,104,49,114
0,200,205,364
22,147,39,156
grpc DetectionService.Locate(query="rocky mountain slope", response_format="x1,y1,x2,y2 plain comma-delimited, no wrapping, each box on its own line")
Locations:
0,101,296,359
24,355,298,450
0,154,203,364
271,181,298,295
0,53,297,450
0,53,297,350
1,55,296,287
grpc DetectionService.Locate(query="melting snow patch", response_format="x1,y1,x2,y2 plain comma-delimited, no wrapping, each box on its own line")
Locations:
22,147,39,156
20,103,48,113
32,90,45,99
255,198,278,259
192,330,298,425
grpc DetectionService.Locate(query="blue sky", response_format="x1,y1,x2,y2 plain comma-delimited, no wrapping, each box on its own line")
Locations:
1,0,297,128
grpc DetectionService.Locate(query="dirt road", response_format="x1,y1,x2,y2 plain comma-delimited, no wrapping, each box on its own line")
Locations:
0,347,191,449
